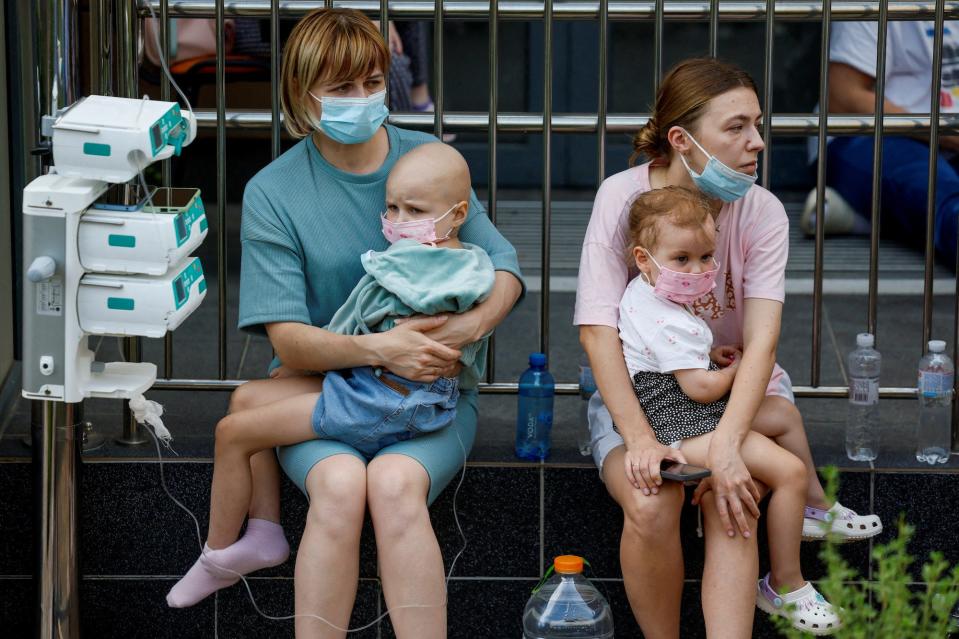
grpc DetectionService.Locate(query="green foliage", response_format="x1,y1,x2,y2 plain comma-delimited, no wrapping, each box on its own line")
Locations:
772,466,959,638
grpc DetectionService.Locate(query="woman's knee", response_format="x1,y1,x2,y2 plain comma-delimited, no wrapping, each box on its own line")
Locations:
620,486,684,541
366,457,430,535
304,458,367,537
698,491,759,532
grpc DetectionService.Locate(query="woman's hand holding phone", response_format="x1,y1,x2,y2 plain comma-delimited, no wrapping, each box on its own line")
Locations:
624,436,688,496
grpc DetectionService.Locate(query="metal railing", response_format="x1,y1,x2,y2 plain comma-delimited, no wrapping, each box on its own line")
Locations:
19,2,959,408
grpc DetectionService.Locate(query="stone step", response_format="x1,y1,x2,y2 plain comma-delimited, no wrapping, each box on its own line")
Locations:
3,458,958,638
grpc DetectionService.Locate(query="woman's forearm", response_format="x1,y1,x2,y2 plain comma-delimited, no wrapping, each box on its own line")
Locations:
580,325,658,448
713,299,780,446
266,322,380,372
476,271,523,338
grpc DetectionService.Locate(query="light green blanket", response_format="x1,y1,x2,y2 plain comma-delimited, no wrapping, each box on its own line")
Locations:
326,239,496,388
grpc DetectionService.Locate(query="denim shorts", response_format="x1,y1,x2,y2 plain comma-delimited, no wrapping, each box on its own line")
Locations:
311,366,459,458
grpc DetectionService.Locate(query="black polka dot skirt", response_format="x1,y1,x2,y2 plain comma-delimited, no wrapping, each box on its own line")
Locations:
630,362,727,445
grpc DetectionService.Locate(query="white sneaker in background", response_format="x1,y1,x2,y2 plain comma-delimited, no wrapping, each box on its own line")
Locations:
800,186,865,237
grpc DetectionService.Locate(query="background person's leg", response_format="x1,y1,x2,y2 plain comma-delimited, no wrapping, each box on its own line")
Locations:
602,445,685,639
827,136,959,265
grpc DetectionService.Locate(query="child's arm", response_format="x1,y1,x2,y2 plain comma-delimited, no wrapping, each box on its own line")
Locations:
673,350,741,403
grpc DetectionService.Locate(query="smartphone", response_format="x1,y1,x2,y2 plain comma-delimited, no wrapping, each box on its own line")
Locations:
660,460,711,482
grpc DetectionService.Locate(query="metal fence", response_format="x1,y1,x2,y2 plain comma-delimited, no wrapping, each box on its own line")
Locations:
21,0,959,412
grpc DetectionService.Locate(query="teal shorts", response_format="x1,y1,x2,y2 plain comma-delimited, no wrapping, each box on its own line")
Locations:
277,389,477,505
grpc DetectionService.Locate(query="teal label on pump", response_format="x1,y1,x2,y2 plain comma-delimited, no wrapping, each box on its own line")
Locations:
171,258,204,309
108,297,135,311
83,142,111,157
108,234,136,248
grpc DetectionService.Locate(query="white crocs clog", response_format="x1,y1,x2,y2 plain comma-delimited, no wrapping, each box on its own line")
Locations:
802,501,883,542
756,574,841,636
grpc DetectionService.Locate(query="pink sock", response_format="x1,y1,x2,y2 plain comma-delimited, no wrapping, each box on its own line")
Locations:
166,519,289,608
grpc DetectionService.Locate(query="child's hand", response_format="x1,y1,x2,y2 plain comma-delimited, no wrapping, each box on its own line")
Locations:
709,345,741,367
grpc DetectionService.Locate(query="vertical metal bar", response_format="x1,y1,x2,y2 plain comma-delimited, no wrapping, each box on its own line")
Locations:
271,0,281,160
33,0,81,633
434,0,445,138
708,0,718,57
97,0,112,95
760,0,773,188
89,0,101,95
380,0,389,92
34,401,82,639
116,0,147,444
217,0,228,379
810,0,832,387
954,237,959,450
653,0,664,91
922,0,945,350
486,0,499,384
161,0,174,379
867,0,889,337
598,0,608,185
541,0,553,356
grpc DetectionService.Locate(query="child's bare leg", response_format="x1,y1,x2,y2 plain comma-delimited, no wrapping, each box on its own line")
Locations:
167,379,322,608
208,391,321,547
752,395,828,509
228,377,325,523
682,431,808,592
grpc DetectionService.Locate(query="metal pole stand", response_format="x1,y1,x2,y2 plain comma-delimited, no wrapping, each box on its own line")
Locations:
33,400,82,639
115,339,147,447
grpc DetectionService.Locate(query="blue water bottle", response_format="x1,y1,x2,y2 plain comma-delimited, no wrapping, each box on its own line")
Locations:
516,353,555,460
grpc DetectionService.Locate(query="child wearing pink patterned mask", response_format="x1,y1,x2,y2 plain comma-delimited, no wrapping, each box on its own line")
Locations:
618,186,843,634
381,142,470,247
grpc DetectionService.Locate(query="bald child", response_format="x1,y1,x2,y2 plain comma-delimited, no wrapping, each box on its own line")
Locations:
166,143,496,608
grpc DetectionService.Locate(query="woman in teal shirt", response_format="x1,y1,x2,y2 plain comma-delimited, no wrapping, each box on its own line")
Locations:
235,9,523,637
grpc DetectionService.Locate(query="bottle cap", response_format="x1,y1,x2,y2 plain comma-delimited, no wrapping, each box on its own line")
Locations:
553,555,583,574
856,333,874,348
530,352,547,367
929,340,946,353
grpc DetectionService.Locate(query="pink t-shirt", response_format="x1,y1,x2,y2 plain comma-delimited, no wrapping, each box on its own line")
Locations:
574,161,791,391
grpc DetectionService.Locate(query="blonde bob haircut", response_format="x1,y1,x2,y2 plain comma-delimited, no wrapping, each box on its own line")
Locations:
280,8,391,139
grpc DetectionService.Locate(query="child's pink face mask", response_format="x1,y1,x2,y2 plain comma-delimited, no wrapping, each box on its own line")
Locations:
381,204,456,245
642,249,719,304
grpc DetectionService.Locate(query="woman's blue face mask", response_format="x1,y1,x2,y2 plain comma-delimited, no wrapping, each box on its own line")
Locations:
308,89,389,145
679,129,758,202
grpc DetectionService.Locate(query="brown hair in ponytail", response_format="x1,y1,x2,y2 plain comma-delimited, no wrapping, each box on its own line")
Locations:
629,57,759,166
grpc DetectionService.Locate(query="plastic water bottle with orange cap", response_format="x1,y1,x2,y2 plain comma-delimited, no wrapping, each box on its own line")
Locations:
522,555,614,638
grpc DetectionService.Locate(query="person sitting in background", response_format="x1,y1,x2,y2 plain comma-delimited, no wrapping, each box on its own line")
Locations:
803,19,959,269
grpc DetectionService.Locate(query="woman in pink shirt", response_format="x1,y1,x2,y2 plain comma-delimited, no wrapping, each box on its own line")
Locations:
575,57,882,637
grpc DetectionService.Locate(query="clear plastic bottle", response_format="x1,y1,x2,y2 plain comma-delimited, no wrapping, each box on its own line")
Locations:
845,333,881,461
916,340,955,465
578,353,597,456
522,555,614,639
516,353,555,461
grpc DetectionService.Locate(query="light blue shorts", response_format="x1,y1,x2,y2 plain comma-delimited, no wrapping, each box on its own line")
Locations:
278,388,477,505
312,367,459,458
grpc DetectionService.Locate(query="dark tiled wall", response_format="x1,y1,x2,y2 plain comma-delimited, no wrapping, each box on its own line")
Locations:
3,460,959,638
